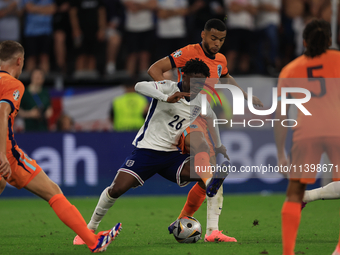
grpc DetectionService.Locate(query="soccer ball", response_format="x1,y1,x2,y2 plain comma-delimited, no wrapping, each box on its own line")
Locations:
173,216,202,243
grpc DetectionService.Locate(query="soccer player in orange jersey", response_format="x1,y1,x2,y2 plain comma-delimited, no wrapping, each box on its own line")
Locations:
0,41,121,253
148,18,263,242
274,20,340,255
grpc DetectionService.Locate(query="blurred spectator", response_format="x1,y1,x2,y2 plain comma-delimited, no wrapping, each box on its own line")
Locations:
255,0,281,75
53,0,71,74
103,0,124,75
156,0,188,59
69,0,106,78
187,0,225,43
19,69,53,132
224,0,258,74
310,0,332,22
122,0,157,77
57,113,74,131
23,0,56,73
110,78,149,132
0,0,20,42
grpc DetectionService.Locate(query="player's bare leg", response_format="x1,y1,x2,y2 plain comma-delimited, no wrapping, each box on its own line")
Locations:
175,133,235,242
0,177,6,195
25,171,120,252
82,172,139,233
282,180,306,255
304,181,340,203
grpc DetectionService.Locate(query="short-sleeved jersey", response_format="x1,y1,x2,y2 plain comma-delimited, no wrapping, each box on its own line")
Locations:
0,71,25,156
278,50,340,141
169,43,228,81
133,80,215,151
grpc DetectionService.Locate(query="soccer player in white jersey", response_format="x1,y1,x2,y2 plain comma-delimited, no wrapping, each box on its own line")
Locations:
73,58,229,244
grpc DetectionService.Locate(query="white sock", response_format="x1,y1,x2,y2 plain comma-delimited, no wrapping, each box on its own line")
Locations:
87,187,117,231
303,181,340,202
206,185,223,235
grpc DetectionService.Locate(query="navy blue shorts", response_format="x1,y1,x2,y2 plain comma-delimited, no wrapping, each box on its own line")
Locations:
118,148,191,187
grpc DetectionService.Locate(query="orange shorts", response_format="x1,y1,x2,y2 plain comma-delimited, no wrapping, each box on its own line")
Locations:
178,118,215,156
290,137,340,184
4,147,42,189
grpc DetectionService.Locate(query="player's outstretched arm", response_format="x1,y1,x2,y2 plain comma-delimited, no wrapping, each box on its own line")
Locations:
0,103,11,179
147,57,173,81
135,81,189,103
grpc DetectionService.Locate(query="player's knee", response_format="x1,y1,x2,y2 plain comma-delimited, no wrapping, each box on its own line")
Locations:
47,180,62,198
107,185,126,199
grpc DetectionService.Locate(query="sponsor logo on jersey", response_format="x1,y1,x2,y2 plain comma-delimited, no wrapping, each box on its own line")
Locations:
173,50,182,58
157,81,166,85
217,65,222,77
13,90,20,101
126,160,135,167
190,124,198,129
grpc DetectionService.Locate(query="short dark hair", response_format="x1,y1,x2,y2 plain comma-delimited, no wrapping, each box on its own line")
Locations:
303,19,331,58
182,58,210,78
204,19,226,32
0,41,24,62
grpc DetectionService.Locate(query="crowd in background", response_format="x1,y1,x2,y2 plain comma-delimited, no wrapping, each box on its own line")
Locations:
1,0,339,132
0,0,338,79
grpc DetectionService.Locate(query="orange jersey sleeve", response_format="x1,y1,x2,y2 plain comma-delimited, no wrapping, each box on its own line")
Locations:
0,72,24,115
169,44,200,69
169,43,228,80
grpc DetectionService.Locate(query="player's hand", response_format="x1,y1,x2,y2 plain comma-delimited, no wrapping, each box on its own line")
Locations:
167,92,190,103
215,145,230,160
0,152,11,179
277,153,289,179
252,95,263,107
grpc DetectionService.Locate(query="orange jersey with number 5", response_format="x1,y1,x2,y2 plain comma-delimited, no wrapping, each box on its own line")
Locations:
278,50,340,141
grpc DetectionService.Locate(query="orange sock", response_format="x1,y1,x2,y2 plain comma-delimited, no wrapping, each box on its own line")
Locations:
281,201,301,255
194,152,212,184
178,183,206,218
49,194,97,248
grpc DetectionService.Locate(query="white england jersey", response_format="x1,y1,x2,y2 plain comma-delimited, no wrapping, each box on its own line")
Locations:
133,80,215,151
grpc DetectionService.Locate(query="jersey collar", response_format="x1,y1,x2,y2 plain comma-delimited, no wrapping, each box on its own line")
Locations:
199,43,216,60
0,70,10,75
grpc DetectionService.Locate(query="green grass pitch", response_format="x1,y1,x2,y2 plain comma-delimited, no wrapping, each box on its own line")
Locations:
0,194,338,255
